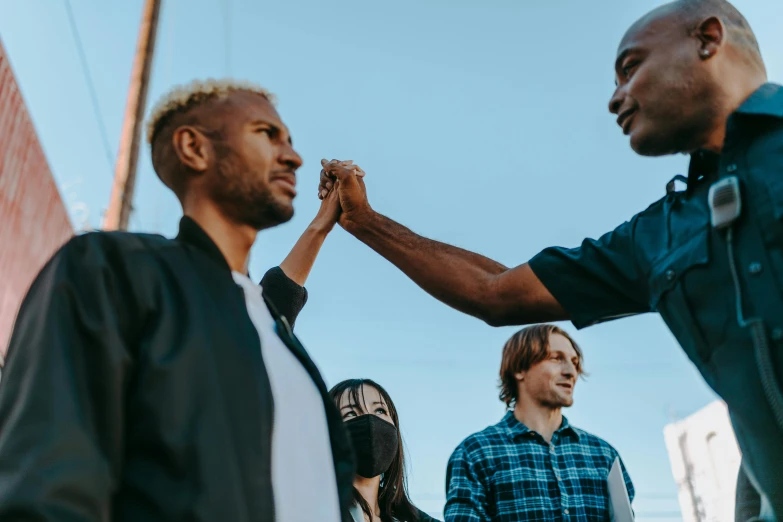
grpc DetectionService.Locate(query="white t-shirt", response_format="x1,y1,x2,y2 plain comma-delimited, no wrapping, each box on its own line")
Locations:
233,272,341,522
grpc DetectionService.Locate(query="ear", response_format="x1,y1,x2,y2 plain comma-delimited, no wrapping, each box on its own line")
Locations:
514,371,525,382
695,16,725,60
172,125,212,173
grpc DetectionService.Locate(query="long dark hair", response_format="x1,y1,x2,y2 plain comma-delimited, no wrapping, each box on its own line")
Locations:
329,379,419,522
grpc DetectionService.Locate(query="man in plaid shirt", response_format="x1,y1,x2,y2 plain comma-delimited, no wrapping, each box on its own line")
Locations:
445,325,634,521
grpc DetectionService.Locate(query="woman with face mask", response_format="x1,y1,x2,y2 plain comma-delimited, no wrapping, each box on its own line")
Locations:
329,379,440,522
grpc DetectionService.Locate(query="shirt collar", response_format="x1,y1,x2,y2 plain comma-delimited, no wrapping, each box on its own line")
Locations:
687,149,721,187
734,82,783,119
685,83,783,189
501,410,580,442
175,216,233,273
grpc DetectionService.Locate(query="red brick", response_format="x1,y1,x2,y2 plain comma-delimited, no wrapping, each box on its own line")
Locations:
0,38,73,359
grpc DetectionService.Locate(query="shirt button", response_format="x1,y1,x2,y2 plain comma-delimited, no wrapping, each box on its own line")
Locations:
564,509,570,515
749,262,763,275
550,445,555,454
727,163,738,172
665,269,676,281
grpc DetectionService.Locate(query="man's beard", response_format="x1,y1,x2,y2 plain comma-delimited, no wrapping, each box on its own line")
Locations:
209,148,294,230
538,389,574,409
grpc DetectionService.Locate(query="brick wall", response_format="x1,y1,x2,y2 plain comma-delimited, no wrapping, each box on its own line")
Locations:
0,38,73,360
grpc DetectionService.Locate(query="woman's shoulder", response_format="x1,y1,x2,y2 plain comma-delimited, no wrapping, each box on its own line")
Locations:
413,509,441,522
393,507,441,522
349,503,441,522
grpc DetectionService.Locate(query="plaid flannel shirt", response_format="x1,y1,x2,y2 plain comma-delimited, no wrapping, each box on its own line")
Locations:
445,412,634,522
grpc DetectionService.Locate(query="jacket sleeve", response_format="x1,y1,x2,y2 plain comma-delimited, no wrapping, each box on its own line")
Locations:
0,234,135,522
260,266,309,328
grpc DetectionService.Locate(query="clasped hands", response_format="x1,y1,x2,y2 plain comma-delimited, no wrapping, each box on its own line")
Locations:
316,158,371,229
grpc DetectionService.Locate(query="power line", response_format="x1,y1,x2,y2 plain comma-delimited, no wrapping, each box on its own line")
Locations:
634,513,683,519
63,0,114,171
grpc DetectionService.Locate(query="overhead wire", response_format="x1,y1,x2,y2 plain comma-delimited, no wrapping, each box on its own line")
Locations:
63,0,115,172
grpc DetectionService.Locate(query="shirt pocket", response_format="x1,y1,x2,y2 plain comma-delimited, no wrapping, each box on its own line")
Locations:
570,466,610,515
649,229,712,364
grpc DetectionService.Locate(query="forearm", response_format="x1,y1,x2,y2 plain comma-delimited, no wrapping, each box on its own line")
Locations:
279,224,330,286
321,160,566,325
344,211,509,323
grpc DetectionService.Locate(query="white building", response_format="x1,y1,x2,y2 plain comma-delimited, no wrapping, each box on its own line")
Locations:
664,401,742,522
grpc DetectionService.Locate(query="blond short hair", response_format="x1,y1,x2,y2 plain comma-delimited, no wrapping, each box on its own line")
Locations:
145,78,276,145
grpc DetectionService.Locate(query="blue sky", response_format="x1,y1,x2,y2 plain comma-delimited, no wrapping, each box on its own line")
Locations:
2,0,782,519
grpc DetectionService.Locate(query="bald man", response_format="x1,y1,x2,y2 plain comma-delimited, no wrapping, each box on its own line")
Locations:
320,0,783,519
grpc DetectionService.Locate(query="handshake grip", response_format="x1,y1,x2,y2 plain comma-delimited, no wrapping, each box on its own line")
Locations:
318,158,371,226
319,158,365,199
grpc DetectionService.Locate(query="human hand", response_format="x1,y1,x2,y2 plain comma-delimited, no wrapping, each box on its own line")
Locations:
309,181,341,234
319,159,370,228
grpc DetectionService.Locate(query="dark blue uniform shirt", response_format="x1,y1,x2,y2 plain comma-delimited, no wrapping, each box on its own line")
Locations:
529,83,783,518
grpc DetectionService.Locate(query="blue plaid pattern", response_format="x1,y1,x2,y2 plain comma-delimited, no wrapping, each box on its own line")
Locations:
445,412,634,522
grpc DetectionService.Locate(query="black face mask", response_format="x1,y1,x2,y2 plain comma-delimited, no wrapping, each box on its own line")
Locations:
344,414,399,479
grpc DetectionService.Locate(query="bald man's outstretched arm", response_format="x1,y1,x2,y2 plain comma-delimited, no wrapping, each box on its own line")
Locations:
318,159,567,325
343,210,568,326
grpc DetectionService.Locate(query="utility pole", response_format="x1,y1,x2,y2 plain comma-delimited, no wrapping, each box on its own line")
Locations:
103,0,162,231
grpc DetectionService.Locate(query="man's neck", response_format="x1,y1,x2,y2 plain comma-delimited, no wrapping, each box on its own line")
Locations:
353,475,382,520
513,399,563,444
702,76,767,154
184,200,257,273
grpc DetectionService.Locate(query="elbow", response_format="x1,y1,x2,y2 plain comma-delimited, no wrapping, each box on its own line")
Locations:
474,275,512,327
481,310,514,328
480,300,562,328
477,301,517,327
476,280,538,327
481,306,541,327
471,273,511,326
483,315,506,328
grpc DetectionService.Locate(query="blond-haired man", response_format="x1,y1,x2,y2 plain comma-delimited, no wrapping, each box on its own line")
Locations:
0,80,356,522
